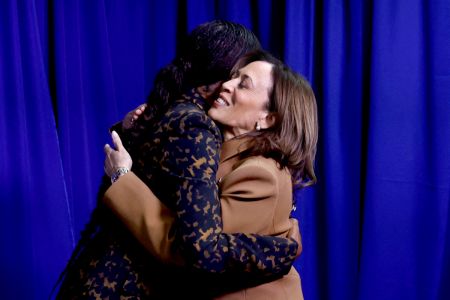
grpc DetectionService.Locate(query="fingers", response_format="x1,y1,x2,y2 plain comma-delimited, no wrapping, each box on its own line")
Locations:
289,217,298,228
103,144,114,176
103,132,133,176
123,103,147,130
132,104,147,121
135,104,147,115
104,160,112,176
287,218,302,258
111,131,124,151
104,143,113,155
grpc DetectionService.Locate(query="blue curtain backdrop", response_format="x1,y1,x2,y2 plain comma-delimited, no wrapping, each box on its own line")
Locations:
1,0,449,299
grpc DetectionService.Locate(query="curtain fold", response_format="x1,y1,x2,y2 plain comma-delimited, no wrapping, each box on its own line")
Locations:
1,0,449,299
0,1,73,299
358,1,450,299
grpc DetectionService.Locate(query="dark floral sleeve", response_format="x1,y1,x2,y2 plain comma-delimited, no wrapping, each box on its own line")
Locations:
159,109,298,276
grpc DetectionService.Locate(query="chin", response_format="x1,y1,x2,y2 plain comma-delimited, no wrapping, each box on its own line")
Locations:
208,107,219,115
208,110,218,121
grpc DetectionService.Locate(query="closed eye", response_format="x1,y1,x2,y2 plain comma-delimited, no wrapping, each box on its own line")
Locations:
238,80,248,89
238,75,252,89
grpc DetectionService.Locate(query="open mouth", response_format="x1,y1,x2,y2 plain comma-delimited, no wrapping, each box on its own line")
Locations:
214,97,229,107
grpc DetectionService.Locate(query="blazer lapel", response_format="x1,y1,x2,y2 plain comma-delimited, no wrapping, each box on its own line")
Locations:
217,137,252,181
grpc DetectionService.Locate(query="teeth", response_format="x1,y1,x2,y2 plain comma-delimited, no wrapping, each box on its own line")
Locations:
216,98,227,105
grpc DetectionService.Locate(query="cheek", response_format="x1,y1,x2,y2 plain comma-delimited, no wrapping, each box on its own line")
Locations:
230,110,259,129
235,101,265,121
238,94,267,115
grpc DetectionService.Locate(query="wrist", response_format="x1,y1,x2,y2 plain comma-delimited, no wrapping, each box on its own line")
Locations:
110,167,130,183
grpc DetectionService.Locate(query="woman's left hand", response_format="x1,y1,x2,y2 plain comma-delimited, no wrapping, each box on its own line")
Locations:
122,103,147,130
104,131,133,177
288,218,302,258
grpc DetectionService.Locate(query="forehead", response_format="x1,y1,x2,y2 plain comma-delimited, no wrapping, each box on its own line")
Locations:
239,61,273,87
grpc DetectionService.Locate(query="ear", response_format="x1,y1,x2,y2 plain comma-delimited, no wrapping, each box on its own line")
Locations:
259,112,277,129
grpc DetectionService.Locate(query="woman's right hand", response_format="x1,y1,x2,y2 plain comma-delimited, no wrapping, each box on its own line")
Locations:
122,103,147,130
104,131,133,177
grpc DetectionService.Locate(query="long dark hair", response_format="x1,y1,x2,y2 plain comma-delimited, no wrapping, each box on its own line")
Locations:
54,20,261,296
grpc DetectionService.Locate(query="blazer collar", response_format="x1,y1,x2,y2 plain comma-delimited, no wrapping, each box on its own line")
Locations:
219,136,252,164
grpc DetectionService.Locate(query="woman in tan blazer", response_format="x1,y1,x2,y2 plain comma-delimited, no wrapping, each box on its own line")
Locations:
104,50,318,299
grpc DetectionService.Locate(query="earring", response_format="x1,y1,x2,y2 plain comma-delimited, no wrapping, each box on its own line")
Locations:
256,122,261,131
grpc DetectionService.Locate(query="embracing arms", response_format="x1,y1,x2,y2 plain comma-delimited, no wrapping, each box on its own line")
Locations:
103,107,300,276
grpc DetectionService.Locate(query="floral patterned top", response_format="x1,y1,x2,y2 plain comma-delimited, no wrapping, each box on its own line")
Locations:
56,89,298,299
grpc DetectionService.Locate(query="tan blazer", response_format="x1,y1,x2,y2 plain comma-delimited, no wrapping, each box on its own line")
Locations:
104,137,303,300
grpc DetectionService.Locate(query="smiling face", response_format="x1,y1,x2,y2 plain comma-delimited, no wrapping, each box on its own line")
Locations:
208,61,274,141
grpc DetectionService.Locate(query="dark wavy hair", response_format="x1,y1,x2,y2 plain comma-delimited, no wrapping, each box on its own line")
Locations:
232,50,318,189
141,20,261,124
54,20,261,297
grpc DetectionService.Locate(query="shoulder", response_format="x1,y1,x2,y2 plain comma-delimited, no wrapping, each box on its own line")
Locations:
164,101,219,136
235,156,290,182
156,101,221,178
165,100,209,123
167,100,203,116
221,156,291,197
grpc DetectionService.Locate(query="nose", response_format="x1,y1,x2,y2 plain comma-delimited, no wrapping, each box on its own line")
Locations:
221,77,236,93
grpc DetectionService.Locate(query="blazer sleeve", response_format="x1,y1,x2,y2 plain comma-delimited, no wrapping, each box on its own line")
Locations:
103,171,181,264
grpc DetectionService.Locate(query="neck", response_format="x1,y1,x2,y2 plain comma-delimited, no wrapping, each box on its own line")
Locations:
223,131,234,142
222,128,251,141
